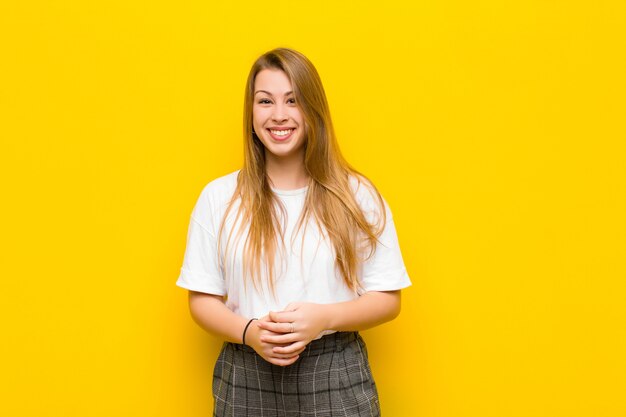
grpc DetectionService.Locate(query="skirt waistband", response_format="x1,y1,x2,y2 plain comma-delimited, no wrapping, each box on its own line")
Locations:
230,331,360,354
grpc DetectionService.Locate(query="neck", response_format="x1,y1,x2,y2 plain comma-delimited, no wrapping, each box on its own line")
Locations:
264,150,309,190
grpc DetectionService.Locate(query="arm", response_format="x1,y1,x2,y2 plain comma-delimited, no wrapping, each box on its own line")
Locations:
326,290,401,331
187,291,306,366
187,290,249,344
256,290,402,354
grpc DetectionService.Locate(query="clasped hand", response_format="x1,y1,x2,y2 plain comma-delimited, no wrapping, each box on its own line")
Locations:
247,302,329,367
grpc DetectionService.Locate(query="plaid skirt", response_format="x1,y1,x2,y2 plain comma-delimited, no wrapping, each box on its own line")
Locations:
212,331,381,416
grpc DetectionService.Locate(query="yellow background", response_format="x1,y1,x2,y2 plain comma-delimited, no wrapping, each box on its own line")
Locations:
1,1,625,416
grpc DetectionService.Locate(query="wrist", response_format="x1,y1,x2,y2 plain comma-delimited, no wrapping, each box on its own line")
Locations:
242,318,257,345
320,303,336,331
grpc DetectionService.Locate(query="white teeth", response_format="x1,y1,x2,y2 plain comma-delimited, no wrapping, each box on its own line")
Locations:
270,129,293,136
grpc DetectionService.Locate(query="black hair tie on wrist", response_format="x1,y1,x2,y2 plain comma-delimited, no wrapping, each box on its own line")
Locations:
242,318,257,346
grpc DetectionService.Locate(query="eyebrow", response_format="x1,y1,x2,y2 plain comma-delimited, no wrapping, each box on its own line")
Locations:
254,90,294,96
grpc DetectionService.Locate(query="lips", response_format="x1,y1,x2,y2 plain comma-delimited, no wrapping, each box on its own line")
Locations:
267,128,295,141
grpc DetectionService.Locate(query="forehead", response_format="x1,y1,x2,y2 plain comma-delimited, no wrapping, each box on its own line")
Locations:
254,68,293,95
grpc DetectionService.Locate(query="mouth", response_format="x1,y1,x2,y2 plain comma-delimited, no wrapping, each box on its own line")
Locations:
267,128,295,141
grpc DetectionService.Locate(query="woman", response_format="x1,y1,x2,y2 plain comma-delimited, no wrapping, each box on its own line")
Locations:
177,47,411,416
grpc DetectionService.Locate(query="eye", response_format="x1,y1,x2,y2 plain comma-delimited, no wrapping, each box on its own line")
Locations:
258,98,272,104
287,98,296,104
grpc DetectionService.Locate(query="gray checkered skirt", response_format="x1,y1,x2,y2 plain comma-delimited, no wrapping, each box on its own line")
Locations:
212,331,381,416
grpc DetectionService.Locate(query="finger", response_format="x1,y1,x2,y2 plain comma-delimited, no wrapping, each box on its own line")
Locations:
257,328,285,338
272,341,307,355
268,351,300,360
260,340,291,349
269,310,296,323
257,320,292,334
261,333,299,345
257,333,291,348
257,314,271,322
266,355,299,367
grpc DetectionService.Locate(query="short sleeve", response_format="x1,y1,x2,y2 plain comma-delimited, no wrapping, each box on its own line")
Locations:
175,191,226,296
358,196,412,293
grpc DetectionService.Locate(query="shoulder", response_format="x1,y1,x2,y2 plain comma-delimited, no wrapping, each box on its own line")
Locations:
197,169,240,207
190,170,240,226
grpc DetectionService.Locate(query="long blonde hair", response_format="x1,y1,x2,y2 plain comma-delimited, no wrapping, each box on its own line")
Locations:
217,47,387,295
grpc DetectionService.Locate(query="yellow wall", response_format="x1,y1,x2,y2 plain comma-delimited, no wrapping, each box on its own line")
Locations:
1,1,625,416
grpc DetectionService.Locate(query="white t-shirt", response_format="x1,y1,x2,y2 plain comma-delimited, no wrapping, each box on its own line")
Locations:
176,170,411,334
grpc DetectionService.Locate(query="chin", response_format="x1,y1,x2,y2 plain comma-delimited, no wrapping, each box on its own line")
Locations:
261,137,300,153
268,150,297,158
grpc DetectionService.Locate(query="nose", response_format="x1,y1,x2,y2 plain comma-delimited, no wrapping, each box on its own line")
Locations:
271,102,288,123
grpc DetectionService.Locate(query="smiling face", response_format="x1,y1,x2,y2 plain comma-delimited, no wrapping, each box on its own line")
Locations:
252,68,306,162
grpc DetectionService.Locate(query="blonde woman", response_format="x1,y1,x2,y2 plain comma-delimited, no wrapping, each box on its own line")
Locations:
177,47,411,416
